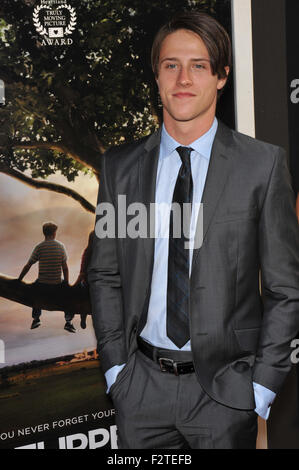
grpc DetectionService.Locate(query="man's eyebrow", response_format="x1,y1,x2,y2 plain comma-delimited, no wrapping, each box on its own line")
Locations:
191,58,211,62
160,57,211,63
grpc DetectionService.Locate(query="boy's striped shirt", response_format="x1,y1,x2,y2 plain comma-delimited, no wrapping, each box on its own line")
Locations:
29,240,67,284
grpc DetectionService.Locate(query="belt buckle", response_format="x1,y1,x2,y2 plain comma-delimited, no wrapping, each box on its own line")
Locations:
158,357,179,376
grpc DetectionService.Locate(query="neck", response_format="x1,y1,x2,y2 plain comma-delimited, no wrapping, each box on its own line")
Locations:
45,236,55,241
163,113,216,146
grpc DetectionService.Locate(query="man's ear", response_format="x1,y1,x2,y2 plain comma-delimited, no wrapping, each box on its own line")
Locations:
217,66,230,90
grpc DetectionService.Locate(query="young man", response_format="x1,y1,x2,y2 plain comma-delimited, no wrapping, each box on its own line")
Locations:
88,12,299,449
19,221,76,333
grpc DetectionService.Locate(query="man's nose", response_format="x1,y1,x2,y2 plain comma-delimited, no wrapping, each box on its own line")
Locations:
177,66,192,86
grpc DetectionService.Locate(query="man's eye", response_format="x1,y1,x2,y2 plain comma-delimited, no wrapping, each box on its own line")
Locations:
194,64,205,69
166,64,177,69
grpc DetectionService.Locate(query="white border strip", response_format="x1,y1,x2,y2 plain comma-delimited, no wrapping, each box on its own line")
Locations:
231,0,256,137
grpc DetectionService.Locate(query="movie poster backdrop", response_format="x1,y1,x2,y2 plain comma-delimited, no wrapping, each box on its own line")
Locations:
0,0,232,449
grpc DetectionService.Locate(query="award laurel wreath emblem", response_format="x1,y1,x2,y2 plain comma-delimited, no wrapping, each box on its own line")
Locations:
33,4,77,37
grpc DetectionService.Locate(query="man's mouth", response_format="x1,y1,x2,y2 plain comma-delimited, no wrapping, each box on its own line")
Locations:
173,92,196,99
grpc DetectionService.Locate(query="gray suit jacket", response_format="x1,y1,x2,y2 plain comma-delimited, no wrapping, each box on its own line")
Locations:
88,121,299,410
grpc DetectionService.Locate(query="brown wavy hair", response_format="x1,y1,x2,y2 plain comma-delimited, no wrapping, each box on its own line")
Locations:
151,10,232,83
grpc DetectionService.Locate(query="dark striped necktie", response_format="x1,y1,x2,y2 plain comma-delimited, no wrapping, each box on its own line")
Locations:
166,146,193,348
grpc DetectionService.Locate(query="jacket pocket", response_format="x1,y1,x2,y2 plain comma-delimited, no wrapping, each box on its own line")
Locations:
215,206,258,224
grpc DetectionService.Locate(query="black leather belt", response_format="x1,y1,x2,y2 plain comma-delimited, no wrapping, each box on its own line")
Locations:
137,336,195,376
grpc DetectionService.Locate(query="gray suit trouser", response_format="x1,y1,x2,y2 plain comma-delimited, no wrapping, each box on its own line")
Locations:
109,349,258,449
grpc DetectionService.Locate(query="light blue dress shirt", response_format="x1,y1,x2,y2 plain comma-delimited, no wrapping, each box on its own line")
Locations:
105,118,276,420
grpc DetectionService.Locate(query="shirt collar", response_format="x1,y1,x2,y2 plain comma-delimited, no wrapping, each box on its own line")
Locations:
160,117,218,161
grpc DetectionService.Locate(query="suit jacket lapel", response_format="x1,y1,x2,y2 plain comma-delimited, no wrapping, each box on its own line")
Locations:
139,129,161,280
191,122,234,272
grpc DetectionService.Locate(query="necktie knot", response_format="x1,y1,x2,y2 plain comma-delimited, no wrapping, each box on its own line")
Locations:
176,146,193,167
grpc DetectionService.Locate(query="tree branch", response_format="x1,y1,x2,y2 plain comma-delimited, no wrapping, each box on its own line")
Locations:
0,274,91,315
4,141,69,154
0,163,96,213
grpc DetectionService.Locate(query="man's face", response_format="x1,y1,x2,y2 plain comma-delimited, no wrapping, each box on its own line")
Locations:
156,29,229,124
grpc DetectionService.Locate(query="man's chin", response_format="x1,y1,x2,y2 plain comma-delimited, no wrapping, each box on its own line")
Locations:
168,113,200,123
163,104,204,122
